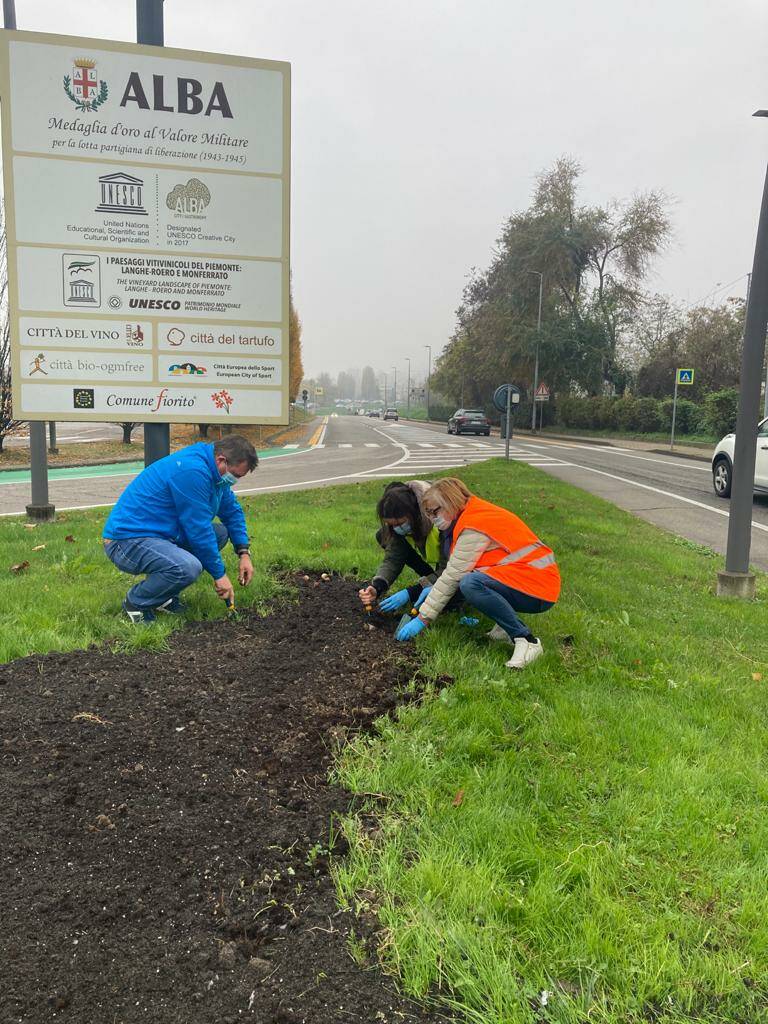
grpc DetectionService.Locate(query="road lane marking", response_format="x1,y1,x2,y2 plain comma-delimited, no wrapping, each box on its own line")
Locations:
518,440,711,472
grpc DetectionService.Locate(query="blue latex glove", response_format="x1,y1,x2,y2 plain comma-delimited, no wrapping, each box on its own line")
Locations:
414,585,432,609
395,615,427,642
379,588,409,612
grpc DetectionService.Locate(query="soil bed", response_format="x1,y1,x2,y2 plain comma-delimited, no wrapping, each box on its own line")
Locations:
0,574,449,1024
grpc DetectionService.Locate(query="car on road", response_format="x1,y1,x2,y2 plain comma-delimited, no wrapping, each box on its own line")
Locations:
447,408,491,436
367,409,381,418
712,418,768,498
383,408,399,421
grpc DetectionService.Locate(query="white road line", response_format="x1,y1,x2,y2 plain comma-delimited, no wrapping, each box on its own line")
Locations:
546,459,768,535
364,443,380,447
338,443,353,448
283,444,300,449
518,440,712,473
417,443,436,448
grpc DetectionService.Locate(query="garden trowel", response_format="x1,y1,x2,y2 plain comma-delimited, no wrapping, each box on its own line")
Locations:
397,606,419,633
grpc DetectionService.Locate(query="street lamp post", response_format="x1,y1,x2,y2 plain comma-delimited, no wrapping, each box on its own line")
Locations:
424,345,432,420
391,366,397,407
382,372,388,409
719,113,768,599
405,357,411,415
529,271,544,431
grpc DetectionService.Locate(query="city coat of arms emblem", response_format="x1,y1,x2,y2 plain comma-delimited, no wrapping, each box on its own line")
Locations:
63,58,108,112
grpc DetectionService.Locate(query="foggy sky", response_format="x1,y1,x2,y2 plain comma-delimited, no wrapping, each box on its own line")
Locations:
10,1,768,382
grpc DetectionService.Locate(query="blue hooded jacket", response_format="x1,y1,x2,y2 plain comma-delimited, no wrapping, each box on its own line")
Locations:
103,442,249,580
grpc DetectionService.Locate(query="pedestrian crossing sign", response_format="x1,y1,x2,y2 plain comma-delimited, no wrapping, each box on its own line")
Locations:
677,368,694,385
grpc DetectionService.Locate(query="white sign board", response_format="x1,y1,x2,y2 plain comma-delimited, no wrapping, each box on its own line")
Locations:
0,29,290,424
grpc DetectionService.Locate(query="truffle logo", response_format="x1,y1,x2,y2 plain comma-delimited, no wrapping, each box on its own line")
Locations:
64,58,108,112
166,179,211,217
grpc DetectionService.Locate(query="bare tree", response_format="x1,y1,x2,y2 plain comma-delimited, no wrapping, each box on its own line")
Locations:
119,422,139,445
0,208,22,453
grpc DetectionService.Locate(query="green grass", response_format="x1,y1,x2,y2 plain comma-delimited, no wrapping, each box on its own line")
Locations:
1,462,767,1023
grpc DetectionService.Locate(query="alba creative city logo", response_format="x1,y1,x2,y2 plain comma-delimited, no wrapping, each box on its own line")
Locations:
63,58,108,113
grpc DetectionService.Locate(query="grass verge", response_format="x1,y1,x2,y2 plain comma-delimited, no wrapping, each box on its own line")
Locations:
0,461,766,1023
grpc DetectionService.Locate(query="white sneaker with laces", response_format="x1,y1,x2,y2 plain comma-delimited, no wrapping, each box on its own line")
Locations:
487,623,513,644
506,637,543,669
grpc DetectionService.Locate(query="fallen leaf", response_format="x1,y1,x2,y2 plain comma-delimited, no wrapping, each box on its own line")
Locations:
753,673,763,682
10,561,30,574
64,535,75,543
23,524,36,530
31,544,46,552
452,789,465,807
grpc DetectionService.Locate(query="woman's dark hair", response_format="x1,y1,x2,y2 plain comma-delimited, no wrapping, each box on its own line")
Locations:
376,482,429,545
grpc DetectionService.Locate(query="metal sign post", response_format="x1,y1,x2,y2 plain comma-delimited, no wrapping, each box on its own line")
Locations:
669,368,693,449
2,0,53,520
493,383,520,459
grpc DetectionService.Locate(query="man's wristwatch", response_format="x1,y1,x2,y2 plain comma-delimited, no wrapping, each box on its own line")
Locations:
235,546,251,557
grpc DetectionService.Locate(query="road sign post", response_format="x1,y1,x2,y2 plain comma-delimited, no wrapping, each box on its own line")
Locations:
670,368,694,450
493,383,520,458
534,382,550,431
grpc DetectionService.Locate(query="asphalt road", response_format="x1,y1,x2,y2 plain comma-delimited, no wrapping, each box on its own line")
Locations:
1,414,766,572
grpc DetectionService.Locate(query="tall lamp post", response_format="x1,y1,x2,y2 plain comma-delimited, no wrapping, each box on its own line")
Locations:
719,110,768,599
405,357,411,415
424,345,432,420
391,365,397,407
529,271,544,431
382,372,388,409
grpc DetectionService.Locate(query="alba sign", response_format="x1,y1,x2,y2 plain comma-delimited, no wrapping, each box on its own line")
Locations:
0,29,290,424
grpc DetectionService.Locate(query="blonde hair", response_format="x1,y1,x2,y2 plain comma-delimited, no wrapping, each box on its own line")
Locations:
423,478,473,520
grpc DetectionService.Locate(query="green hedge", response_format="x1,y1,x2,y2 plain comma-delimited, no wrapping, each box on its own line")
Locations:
557,392,735,437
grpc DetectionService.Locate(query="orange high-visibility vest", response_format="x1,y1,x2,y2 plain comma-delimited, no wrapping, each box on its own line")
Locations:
451,495,560,602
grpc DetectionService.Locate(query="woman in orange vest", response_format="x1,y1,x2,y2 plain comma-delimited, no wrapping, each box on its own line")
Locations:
394,477,560,669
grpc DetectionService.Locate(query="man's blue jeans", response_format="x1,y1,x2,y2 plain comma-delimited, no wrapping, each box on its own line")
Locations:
105,523,229,609
459,570,554,640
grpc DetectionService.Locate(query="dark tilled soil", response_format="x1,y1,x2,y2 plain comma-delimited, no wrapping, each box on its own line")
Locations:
0,574,450,1024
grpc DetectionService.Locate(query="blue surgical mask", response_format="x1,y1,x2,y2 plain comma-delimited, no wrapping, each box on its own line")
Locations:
393,523,412,536
434,515,450,530
221,471,237,486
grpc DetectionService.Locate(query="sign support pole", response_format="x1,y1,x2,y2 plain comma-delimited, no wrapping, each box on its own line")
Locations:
505,388,511,461
719,159,768,598
137,0,170,468
670,373,679,450
3,0,54,520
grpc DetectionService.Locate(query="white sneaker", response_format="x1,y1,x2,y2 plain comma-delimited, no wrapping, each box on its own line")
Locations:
506,637,543,669
487,623,513,644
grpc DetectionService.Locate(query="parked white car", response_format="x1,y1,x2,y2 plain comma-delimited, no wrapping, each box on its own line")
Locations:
712,418,768,497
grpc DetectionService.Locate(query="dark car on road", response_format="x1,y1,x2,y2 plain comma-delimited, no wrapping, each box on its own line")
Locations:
383,408,399,421
367,409,381,418
447,409,491,436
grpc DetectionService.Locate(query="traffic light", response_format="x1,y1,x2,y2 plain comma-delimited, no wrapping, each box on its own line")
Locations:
302,388,308,402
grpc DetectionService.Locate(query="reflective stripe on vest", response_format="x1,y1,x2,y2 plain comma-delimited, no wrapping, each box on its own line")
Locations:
496,542,543,566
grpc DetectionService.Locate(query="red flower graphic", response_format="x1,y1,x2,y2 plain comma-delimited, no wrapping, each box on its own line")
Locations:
211,389,234,414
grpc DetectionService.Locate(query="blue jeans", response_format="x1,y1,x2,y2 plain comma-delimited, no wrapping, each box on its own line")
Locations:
105,523,229,609
459,571,554,640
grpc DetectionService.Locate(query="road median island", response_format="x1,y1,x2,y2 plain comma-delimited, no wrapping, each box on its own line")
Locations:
0,459,766,1023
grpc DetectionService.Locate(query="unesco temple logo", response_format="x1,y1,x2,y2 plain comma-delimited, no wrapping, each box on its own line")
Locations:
62,254,101,308
96,172,147,216
63,57,109,112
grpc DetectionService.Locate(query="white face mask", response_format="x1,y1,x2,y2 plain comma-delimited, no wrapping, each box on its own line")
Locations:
393,523,412,536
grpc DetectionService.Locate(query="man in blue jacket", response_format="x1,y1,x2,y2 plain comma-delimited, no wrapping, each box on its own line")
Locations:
103,434,258,622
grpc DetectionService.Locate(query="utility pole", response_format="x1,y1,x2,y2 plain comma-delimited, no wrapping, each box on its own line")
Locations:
529,271,543,431
719,116,768,599
391,365,397,406
405,357,411,415
3,0,54,520
424,345,432,420
137,0,170,467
